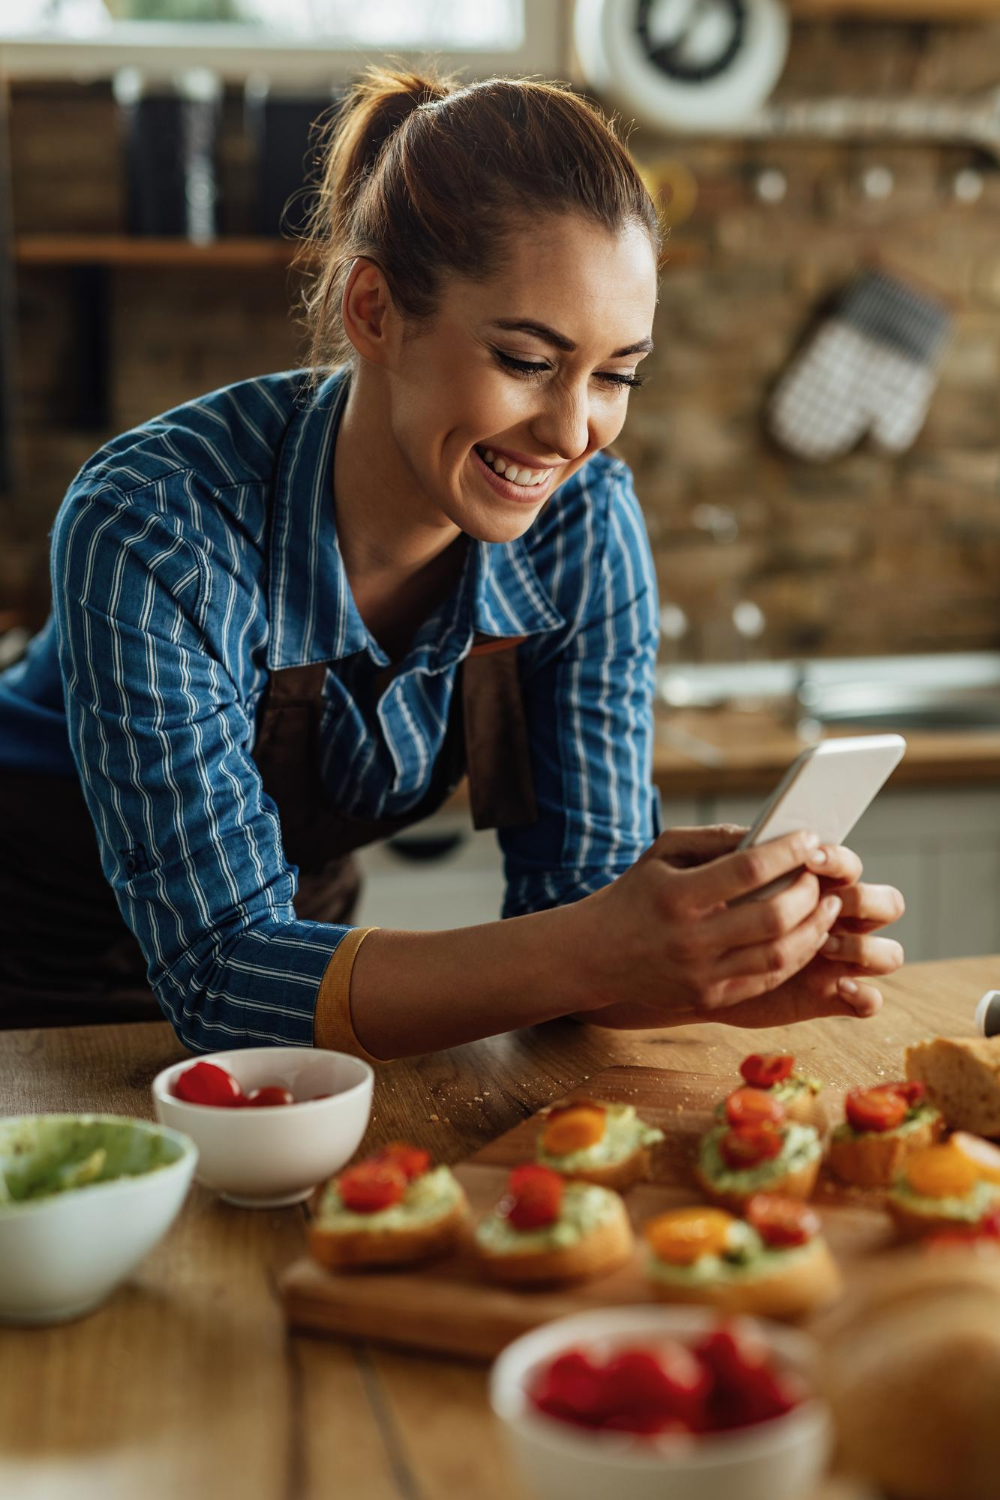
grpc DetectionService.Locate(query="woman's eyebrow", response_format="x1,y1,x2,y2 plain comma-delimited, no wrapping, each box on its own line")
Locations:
488,318,653,359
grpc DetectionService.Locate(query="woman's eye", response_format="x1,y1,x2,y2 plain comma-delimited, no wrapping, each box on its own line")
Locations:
493,349,646,391
596,371,646,391
494,351,550,377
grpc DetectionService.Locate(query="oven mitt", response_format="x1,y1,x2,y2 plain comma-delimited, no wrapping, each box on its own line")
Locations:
769,268,952,462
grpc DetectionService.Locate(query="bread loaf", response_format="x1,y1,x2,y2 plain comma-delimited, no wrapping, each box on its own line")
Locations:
819,1254,1000,1500
906,1037,1000,1137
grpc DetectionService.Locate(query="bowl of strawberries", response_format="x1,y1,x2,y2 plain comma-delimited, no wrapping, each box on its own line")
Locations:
489,1306,831,1500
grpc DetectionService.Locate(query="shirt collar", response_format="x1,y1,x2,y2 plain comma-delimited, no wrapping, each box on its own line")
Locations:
267,368,564,671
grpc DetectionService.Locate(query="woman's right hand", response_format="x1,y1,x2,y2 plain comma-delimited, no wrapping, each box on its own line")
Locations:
571,824,845,1025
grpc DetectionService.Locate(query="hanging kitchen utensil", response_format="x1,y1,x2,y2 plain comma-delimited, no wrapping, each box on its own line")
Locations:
574,0,791,130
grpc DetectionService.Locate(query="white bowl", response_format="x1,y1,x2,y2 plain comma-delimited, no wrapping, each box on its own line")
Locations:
152,1047,373,1208
0,1113,197,1326
490,1306,832,1500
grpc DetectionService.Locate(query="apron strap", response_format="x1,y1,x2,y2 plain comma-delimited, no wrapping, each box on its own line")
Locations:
463,634,537,831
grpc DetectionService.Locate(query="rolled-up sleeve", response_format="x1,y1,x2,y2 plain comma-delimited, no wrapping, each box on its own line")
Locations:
50,481,348,1052
500,464,661,917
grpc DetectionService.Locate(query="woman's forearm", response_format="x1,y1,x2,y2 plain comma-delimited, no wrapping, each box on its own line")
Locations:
348,904,600,1058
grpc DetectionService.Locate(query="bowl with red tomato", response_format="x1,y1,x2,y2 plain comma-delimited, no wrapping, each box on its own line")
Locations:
152,1048,372,1208
489,1306,831,1500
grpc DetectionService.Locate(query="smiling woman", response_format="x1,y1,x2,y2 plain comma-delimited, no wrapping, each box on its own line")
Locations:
0,68,905,1056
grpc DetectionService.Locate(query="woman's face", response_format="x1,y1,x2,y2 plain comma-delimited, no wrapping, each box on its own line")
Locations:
383,212,658,545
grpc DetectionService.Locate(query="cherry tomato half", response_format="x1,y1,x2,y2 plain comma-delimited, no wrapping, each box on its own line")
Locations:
500,1164,564,1231
740,1054,794,1090
246,1086,294,1108
337,1159,407,1214
719,1123,784,1170
745,1194,819,1249
725,1088,785,1129
890,1080,926,1107
845,1086,908,1134
173,1060,244,1108
374,1142,431,1182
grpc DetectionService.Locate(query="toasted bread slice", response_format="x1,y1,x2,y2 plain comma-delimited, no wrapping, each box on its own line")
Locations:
906,1037,1000,1138
475,1195,634,1287
886,1186,1000,1243
648,1236,841,1319
828,1115,943,1189
308,1199,468,1271
546,1145,653,1193
783,1090,828,1133
694,1156,820,1214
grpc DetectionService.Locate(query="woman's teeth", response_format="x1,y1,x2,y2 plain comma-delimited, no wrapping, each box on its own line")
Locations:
478,447,547,488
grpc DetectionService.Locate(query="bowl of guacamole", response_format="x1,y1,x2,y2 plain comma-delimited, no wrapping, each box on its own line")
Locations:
0,1114,197,1325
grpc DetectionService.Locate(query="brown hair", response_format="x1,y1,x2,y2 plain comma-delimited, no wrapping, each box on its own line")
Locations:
299,67,661,372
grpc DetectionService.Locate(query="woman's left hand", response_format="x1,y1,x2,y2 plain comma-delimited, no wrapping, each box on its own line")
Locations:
584,841,906,1032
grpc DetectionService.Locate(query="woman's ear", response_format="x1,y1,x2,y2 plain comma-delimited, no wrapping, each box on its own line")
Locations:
341,257,395,366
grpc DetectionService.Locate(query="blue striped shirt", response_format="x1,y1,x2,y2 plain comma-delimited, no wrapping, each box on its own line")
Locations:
0,369,660,1050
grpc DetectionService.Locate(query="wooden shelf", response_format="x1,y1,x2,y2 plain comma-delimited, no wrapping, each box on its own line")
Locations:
15,232,708,274
14,235,314,269
790,0,1000,17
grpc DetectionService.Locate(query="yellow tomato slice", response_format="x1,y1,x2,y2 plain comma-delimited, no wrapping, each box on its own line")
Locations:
644,1207,736,1265
951,1132,1000,1186
905,1144,980,1200
542,1103,607,1156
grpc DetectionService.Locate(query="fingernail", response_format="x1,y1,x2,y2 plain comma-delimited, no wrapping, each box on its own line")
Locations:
802,832,820,850
839,978,858,997
823,935,842,954
823,895,842,919
807,846,828,866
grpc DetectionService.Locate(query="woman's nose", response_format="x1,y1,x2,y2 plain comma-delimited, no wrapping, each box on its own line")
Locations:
531,385,593,463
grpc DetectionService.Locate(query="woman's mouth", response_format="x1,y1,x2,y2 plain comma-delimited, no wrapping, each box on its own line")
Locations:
471,445,556,503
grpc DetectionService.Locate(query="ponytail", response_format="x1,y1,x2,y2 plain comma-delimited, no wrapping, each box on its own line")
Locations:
299,66,659,372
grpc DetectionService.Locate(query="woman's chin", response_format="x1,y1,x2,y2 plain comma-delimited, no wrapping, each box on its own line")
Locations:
454,497,545,547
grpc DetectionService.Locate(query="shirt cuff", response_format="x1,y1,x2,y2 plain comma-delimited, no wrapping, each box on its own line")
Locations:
313,926,383,1062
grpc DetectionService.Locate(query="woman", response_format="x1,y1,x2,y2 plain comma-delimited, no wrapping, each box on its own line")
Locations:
0,70,904,1057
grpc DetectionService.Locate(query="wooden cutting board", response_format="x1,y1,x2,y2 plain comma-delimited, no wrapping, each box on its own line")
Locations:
278,1064,894,1360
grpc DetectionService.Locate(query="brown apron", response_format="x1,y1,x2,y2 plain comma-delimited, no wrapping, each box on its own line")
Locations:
0,637,536,1030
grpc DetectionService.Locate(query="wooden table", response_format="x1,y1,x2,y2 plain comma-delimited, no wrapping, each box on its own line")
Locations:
1,955,995,1500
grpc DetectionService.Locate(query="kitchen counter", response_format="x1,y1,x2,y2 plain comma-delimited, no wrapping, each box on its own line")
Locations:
653,706,1000,796
1,953,996,1500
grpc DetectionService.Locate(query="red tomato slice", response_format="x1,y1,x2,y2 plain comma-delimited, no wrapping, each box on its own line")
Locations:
745,1194,820,1249
606,1345,711,1429
173,1060,244,1107
845,1086,908,1133
246,1086,294,1108
740,1054,794,1089
337,1160,407,1214
889,1080,926,1107
719,1124,784,1170
725,1088,786,1129
500,1164,564,1231
927,1205,1000,1251
374,1142,431,1182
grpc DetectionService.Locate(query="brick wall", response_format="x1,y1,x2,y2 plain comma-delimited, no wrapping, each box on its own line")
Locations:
5,19,1000,657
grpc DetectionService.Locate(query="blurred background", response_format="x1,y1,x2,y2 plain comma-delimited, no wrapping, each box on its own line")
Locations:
2,0,1000,961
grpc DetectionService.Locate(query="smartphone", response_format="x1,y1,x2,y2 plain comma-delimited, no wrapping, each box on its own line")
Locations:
733,734,906,904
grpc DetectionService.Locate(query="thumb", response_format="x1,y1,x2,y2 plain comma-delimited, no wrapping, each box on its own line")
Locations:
649,823,748,870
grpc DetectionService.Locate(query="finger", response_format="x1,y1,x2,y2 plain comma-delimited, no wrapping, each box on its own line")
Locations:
723,983,883,1028
820,931,905,973
650,823,748,870
714,893,842,981
832,882,906,933
805,842,863,887
681,829,820,907
840,982,883,1017
697,869,821,953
